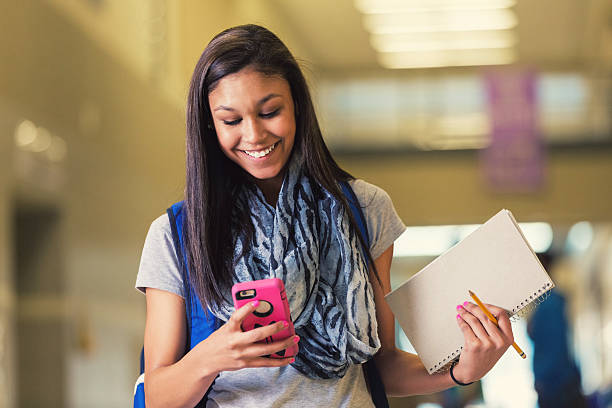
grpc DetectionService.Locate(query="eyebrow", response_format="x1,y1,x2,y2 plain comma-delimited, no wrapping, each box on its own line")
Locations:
213,93,282,112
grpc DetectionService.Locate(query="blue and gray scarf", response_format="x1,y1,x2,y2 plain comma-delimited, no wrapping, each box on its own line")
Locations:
211,153,380,379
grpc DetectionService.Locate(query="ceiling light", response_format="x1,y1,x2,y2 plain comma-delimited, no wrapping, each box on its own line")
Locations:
379,48,516,69
355,0,516,14
14,120,37,149
517,223,554,253
434,113,490,137
370,30,517,52
364,9,517,34
565,221,593,253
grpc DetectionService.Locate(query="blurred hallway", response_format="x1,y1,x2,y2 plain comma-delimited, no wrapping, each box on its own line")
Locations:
1,1,611,407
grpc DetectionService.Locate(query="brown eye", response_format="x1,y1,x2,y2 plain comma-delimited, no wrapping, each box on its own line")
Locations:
260,109,280,119
223,118,242,126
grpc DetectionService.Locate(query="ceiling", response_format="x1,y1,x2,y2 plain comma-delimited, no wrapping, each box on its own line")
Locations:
40,0,612,148
45,0,612,95
267,0,611,73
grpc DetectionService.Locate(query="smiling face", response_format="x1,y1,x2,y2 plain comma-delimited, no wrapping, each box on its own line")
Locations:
208,68,296,193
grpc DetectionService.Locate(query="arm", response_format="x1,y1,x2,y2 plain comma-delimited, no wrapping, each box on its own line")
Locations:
144,288,217,408
371,245,515,396
143,288,298,408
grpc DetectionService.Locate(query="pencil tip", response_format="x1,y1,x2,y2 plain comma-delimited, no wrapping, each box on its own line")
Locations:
468,290,474,296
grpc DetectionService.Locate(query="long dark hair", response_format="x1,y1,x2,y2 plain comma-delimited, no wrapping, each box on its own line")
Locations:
184,24,378,310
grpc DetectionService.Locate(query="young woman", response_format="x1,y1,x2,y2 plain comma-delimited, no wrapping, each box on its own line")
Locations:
136,24,515,408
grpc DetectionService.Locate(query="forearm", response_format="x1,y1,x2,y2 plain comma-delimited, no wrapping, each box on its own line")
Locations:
145,346,219,408
375,349,456,396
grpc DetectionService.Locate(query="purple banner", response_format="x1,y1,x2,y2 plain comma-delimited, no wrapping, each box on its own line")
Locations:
481,69,544,192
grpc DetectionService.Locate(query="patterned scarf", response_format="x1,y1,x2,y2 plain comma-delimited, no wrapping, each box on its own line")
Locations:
211,153,380,379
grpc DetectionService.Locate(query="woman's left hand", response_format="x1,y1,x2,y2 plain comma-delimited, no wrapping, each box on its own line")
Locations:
452,302,515,384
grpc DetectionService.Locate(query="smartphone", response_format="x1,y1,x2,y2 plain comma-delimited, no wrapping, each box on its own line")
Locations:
232,278,298,358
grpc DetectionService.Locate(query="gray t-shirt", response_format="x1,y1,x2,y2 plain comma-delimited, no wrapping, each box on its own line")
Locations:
135,179,406,408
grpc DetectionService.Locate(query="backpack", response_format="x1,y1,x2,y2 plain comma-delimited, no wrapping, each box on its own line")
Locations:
134,181,389,408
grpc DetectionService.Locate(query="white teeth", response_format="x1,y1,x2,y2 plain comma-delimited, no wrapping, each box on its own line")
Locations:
243,142,277,158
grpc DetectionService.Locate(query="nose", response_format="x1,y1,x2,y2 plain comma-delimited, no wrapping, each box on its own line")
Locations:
242,117,266,146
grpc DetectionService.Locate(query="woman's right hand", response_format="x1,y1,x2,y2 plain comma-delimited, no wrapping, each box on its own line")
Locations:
198,300,299,375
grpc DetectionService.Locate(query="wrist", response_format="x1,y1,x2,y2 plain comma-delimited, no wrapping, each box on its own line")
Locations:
199,360,221,380
449,361,474,386
189,340,221,380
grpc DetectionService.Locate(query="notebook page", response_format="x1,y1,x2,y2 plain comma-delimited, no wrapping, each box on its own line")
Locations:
385,209,554,374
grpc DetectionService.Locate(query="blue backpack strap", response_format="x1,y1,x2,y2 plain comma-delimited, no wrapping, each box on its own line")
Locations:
167,201,217,407
340,180,389,408
167,202,219,348
166,202,195,350
339,181,370,252
137,203,191,375
139,348,144,375
135,202,217,408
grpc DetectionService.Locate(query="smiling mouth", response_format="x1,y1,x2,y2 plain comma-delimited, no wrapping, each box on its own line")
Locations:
241,141,279,158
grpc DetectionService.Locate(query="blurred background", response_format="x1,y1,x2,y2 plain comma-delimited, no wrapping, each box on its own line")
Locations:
1,0,611,407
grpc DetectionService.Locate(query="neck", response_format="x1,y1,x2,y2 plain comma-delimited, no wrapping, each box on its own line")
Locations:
253,171,285,207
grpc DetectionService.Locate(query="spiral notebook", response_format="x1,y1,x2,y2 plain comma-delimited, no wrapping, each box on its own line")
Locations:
385,209,554,374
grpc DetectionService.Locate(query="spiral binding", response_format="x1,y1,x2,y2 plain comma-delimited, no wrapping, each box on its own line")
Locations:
431,347,463,374
430,281,553,374
510,282,553,322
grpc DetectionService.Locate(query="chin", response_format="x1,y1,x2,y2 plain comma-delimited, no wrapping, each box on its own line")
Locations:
248,167,283,181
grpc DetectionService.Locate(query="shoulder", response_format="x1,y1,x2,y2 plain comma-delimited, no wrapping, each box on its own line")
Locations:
346,179,406,260
150,212,171,233
135,212,184,298
144,213,173,245
347,178,393,209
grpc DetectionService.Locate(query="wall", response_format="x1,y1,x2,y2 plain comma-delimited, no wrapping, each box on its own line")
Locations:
0,1,317,406
338,146,612,226
0,102,17,408
0,1,185,406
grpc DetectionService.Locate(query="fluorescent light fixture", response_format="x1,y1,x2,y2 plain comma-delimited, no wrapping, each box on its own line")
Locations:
394,222,552,257
518,222,554,253
364,9,517,34
355,0,516,14
434,113,491,138
565,221,593,253
394,226,460,257
370,30,517,53
378,48,516,69
419,135,489,151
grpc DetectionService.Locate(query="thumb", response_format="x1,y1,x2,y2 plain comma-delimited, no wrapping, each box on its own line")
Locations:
228,300,259,329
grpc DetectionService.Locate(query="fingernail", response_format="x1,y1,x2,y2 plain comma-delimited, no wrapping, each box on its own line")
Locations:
293,335,300,343
251,300,259,307
290,358,295,363
457,314,462,319
463,301,469,307
283,321,289,328
456,305,462,311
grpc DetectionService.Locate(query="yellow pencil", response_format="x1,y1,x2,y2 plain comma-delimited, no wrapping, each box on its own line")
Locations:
468,290,526,359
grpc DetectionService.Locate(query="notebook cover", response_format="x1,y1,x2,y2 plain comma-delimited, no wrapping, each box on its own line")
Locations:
385,209,554,374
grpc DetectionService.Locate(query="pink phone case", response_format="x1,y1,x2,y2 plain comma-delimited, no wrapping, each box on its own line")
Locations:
232,278,298,358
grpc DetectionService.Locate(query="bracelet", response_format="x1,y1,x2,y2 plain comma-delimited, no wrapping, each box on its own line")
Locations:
449,361,474,386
